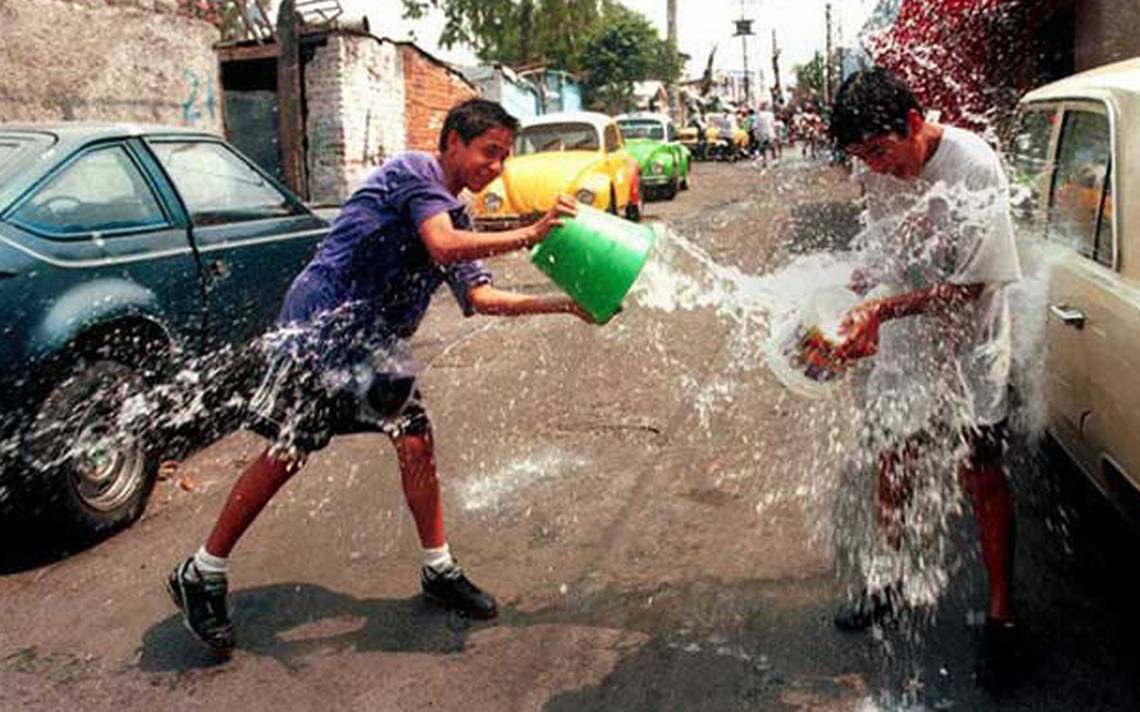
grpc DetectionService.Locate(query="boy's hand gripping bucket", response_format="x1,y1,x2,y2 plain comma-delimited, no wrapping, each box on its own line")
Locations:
529,204,655,324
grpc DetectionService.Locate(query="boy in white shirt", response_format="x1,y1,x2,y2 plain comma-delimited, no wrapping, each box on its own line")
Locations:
817,68,1021,682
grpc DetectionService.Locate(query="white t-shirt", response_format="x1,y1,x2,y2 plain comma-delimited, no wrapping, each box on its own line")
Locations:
755,110,776,140
854,126,1022,436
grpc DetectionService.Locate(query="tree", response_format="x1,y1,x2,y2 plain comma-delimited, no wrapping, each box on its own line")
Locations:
578,3,682,112
793,52,826,103
402,0,602,69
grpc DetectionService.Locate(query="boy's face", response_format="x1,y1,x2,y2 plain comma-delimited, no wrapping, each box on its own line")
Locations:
846,109,925,179
446,127,514,192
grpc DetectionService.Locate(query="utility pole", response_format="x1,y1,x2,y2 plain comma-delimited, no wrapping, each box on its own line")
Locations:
771,28,783,108
733,1,754,106
824,2,833,106
667,0,680,122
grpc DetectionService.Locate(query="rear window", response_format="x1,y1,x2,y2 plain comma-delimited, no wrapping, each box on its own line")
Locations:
150,140,300,226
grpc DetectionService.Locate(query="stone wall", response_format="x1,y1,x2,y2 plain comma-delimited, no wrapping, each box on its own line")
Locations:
399,43,477,153
0,0,222,132
1075,0,1140,72
304,33,405,204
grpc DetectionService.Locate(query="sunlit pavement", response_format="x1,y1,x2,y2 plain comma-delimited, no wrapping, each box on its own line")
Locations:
2,157,1137,711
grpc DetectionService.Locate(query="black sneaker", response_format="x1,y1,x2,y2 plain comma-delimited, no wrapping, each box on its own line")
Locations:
833,584,902,631
166,557,235,653
421,562,498,620
978,618,1023,691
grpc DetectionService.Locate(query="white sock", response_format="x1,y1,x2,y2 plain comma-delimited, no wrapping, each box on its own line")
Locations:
422,543,453,572
194,546,229,575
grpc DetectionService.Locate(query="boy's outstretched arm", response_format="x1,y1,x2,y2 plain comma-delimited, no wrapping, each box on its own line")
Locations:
467,285,596,324
419,196,577,264
836,282,984,360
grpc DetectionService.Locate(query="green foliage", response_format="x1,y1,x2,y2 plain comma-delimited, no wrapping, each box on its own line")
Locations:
579,3,681,112
794,52,826,100
402,0,681,98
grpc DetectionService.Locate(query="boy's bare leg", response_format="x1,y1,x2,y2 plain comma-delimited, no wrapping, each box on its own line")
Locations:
877,447,912,550
392,430,445,549
204,447,305,557
960,458,1015,621
394,427,498,618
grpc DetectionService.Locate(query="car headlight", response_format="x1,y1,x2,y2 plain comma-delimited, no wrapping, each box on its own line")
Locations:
484,192,503,213
575,188,596,205
651,162,665,174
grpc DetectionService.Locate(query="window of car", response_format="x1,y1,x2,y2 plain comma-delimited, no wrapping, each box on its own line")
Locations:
149,140,300,226
604,124,622,153
1046,106,1114,269
617,120,665,141
1007,104,1057,226
515,123,600,154
0,142,19,166
9,145,168,236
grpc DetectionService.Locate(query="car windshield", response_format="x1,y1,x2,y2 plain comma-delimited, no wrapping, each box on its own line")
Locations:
618,121,665,140
515,123,600,155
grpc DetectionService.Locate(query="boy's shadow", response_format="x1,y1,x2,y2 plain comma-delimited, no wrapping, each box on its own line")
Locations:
140,582,486,672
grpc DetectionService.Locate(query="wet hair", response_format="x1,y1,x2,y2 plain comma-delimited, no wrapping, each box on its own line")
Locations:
438,98,520,152
829,67,923,148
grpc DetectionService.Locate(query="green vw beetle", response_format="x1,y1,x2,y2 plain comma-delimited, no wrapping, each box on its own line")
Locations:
616,112,691,200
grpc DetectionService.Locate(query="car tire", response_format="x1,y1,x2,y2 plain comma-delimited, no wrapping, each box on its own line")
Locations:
625,189,643,222
21,358,159,537
664,176,679,200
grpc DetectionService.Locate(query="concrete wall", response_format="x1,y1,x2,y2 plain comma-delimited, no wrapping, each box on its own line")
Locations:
1075,0,1140,71
399,44,477,153
304,33,405,204
0,0,222,132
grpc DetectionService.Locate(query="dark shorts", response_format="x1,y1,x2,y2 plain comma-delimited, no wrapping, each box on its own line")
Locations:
865,419,1009,466
246,347,430,454
963,420,1009,465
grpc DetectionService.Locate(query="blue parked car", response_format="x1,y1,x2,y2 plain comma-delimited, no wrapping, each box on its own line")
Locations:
0,124,329,536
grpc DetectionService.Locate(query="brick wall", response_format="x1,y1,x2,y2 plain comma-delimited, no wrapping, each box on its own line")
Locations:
399,44,477,153
304,33,406,204
0,0,222,132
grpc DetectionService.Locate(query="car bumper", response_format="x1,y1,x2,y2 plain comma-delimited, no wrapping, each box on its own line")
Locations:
640,174,674,186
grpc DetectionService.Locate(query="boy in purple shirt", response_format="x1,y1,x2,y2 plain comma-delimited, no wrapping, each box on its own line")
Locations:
168,99,589,654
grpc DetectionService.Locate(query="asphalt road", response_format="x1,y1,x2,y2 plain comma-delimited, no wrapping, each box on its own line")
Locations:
2,157,1138,711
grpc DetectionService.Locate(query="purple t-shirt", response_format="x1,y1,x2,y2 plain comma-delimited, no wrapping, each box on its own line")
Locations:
277,152,492,340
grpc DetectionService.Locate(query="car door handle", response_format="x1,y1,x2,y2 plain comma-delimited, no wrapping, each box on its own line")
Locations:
1050,304,1086,329
208,259,230,280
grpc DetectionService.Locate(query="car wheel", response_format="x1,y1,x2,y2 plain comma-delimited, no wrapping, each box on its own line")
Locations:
664,175,679,200
22,358,158,536
625,189,643,222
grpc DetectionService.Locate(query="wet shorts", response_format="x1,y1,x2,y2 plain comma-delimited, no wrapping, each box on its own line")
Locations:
963,420,1009,465
246,348,430,454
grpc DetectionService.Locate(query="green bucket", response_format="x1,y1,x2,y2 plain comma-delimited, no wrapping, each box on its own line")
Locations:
530,205,655,324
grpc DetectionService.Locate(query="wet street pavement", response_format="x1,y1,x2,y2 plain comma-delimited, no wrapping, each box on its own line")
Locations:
2,157,1138,711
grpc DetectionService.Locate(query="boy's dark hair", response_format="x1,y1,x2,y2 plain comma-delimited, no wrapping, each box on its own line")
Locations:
438,98,520,152
828,67,924,148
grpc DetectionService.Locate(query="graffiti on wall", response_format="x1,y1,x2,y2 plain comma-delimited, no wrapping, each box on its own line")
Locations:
181,69,217,125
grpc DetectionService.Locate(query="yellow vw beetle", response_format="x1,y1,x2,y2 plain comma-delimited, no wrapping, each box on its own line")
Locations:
472,111,643,228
